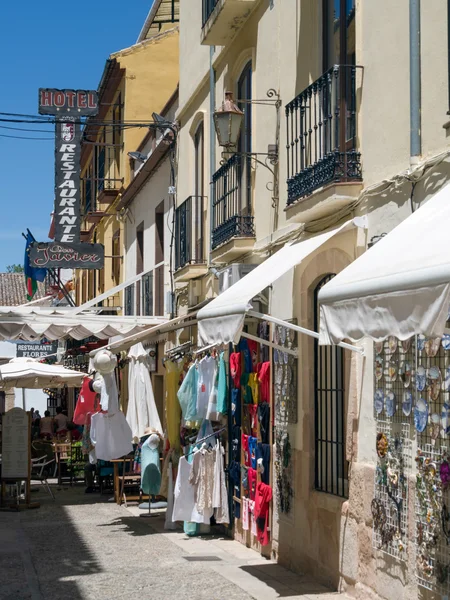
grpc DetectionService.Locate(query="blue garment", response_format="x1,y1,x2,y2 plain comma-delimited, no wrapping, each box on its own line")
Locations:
217,352,228,415
231,389,241,425
140,440,161,495
248,436,258,469
177,362,198,422
239,338,253,373
256,443,271,484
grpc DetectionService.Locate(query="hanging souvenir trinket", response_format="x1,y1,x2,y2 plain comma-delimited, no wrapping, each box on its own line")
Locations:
417,335,426,352
427,366,442,401
376,432,389,458
401,337,412,353
388,360,397,381
374,389,384,415
375,341,384,355
399,361,411,387
444,366,450,392
416,365,426,392
387,336,397,355
441,402,450,436
440,460,450,489
385,391,396,417
425,337,441,358
430,413,441,440
414,397,429,433
402,391,413,416
442,334,450,350
375,356,384,381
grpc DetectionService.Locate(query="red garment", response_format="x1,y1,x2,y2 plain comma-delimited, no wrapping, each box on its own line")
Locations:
73,377,99,425
242,433,250,467
247,404,258,436
254,482,272,545
246,340,258,369
230,353,241,388
256,362,271,402
248,467,257,501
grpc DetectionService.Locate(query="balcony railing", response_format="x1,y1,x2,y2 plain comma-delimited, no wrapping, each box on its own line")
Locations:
212,153,254,250
97,146,122,193
202,0,219,26
175,196,205,271
285,65,362,205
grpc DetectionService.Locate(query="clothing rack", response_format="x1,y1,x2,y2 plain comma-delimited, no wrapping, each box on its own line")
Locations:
185,426,227,456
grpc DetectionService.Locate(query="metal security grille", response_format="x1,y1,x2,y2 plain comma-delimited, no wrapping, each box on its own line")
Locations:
314,274,348,498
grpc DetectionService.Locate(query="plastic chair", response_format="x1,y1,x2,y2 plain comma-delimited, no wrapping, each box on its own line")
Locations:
30,456,56,500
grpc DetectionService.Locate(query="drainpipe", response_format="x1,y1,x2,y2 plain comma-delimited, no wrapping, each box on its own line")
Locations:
409,0,421,167
209,46,216,265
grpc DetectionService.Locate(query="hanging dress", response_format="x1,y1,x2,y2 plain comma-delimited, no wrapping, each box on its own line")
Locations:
165,360,183,449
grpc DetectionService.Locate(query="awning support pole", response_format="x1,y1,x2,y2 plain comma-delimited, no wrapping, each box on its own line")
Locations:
241,331,298,357
247,310,364,355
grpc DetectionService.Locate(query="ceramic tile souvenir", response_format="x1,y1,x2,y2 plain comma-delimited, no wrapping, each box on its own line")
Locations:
425,337,441,358
443,334,450,351
385,391,396,417
387,336,398,355
402,391,413,416
399,361,411,387
445,367,450,392
289,328,295,343
375,341,384,355
441,402,450,436
376,432,388,458
274,327,280,345
283,351,289,364
375,356,384,381
427,366,442,401
374,389,384,415
416,365,426,392
273,349,279,364
414,397,429,433
430,413,441,440
401,338,412,353
280,327,286,345
417,335,426,352
388,360,397,381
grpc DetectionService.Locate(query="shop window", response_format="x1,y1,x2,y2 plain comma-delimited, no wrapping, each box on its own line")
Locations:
314,274,348,498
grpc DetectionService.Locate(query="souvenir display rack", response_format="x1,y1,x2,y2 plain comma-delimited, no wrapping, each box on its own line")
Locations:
273,322,297,516
415,332,450,593
372,336,414,560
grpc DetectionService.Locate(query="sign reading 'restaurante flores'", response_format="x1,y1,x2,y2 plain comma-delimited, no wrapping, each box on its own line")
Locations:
38,89,99,244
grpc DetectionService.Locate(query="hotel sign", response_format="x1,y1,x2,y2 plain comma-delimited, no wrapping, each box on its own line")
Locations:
38,88,98,116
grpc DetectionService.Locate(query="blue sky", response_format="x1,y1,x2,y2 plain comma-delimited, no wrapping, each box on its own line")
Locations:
0,1,152,271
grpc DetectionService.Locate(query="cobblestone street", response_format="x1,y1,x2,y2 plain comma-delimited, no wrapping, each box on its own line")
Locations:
0,485,350,600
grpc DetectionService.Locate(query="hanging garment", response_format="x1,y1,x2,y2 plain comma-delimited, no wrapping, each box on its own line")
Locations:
206,362,220,421
90,372,133,461
127,343,162,439
196,356,217,420
165,360,183,450
257,362,271,402
81,413,94,456
248,373,259,404
164,458,176,530
242,497,249,530
258,402,270,444
231,389,241,426
177,361,199,422
212,441,229,524
239,338,253,373
232,425,241,462
240,373,253,404
73,377,99,426
141,437,161,495
246,339,258,370
242,433,250,467
172,456,212,524
248,467,257,501
216,352,228,415
254,482,273,546
230,352,241,388
247,404,258,436
250,503,258,537
248,436,258,469
159,449,172,497
256,443,271,485
133,440,143,474
257,322,270,362
189,448,215,514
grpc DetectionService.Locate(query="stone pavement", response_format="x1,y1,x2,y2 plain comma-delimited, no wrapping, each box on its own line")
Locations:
0,483,352,600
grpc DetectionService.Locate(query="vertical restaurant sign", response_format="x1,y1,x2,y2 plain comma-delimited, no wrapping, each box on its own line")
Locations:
54,119,81,243
38,89,99,244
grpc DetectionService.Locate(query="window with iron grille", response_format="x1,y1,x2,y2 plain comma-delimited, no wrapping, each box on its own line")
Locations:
313,274,348,498
142,271,153,316
124,284,135,316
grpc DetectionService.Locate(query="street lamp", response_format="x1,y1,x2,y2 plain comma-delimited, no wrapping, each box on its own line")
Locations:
213,92,244,148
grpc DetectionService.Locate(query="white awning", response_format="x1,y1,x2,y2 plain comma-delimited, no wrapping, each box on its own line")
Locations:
0,357,86,389
0,307,167,342
197,220,357,346
318,183,450,344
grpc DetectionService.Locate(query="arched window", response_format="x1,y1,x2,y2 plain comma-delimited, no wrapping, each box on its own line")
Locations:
314,274,348,498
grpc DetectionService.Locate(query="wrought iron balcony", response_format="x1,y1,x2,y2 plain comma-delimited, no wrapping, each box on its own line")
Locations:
285,65,362,205
175,196,205,271
212,153,254,250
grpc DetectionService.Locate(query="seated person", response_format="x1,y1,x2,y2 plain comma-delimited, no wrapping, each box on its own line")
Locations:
40,411,54,439
54,406,69,437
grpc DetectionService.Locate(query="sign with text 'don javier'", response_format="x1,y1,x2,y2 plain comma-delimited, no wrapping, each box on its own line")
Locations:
29,242,104,270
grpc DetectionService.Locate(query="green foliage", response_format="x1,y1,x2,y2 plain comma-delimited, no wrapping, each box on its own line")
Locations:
6,264,24,273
